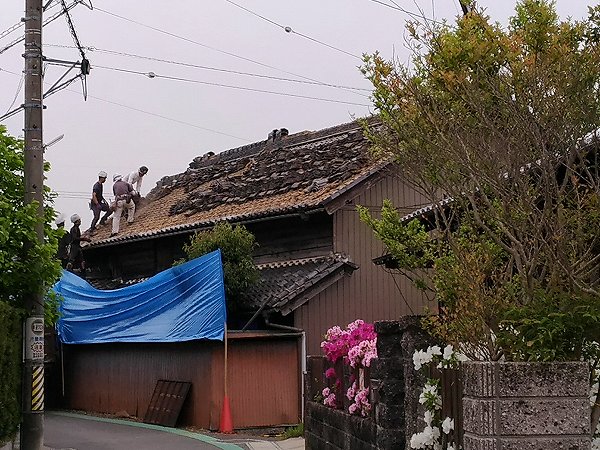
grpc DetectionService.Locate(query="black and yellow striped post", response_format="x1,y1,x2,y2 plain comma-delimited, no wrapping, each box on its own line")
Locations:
31,365,44,412
22,316,45,448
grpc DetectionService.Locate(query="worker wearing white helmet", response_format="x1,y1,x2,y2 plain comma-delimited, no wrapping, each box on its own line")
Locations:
89,170,112,233
111,172,136,237
124,165,148,194
68,213,90,275
122,166,148,207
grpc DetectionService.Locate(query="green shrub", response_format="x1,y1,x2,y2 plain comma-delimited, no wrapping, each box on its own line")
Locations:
178,222,259,317
0,301,23,442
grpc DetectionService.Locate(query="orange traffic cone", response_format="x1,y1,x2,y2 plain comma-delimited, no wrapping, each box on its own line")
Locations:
219,395,233,433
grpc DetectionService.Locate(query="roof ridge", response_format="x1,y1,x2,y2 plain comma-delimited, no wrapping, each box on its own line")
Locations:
191,117,376,169
257,253,352,269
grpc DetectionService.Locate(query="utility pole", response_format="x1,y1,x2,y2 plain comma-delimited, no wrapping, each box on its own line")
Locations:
458,0,470,16
21,0,45,447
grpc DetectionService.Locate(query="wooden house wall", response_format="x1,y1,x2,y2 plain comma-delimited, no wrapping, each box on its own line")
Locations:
60,333,301,429
295,174,430,354
84,213,332,280
251,213,332,263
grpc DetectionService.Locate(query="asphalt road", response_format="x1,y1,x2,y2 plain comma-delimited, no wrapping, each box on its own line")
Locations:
43,412,245,450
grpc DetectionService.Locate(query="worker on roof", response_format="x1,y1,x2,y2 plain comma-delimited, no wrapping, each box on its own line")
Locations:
111,173,136,237
89,170,113,233
55,212,71,269
68,214,90,276
124,165,148,206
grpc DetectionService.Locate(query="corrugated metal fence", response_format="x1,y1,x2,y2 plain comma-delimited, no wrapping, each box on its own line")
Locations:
56,331,302,430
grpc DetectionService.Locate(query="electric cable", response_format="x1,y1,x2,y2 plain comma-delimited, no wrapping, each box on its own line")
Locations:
92,64,371,107
0,67,250,140
0,0,60,42
60,0,86,60
0,0,83,55
46,44,371,92
4,73,24,115
93,6,368,99
222,0,362,60
366,0,446,25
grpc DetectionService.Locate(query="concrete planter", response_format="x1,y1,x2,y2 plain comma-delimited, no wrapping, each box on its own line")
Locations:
462,361,591,450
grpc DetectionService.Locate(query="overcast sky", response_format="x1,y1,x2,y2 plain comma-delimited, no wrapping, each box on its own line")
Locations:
0,0,591,225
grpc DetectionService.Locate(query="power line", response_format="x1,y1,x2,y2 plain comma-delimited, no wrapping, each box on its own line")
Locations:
45,44,371,92
222,0,362,60
93,6,367,99
0,0,61,41
0,0,83,55
366,0,445,25
0,66,250,140
4,73,24,114
60,0,86,60
92,64,371,107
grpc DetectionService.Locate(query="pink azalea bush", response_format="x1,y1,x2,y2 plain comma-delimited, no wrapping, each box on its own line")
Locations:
320,319,377,416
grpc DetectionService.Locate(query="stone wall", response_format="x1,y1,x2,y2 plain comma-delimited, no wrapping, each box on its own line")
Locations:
462,361,591,450
305,402,377,450
305,316,435,450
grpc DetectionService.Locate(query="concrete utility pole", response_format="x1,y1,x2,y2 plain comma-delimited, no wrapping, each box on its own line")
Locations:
21,0,46,447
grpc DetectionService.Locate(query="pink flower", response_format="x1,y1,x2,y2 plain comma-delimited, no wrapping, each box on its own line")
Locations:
325,367,336,379
322,387,337,408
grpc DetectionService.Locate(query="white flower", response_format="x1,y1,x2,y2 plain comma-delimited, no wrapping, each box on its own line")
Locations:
429,345,442,356
413,351,423,371
442,417,455,434
423,410,433,426
443,345,454,360
413,349,433,371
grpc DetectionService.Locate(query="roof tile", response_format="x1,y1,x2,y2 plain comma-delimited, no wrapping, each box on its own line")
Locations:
87,119,382,247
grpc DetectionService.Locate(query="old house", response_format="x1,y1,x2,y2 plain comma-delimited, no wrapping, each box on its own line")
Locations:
83,120,428,354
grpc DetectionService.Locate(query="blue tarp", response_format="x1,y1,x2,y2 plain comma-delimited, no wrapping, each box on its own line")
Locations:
55,249,226,344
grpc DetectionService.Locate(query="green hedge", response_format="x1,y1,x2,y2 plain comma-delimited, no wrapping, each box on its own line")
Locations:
0,301,23,442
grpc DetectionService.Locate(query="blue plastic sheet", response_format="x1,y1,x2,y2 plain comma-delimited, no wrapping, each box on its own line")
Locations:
55,249,226,344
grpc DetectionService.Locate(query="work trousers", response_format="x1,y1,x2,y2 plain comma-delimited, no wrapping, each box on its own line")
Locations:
91,201,112,230
112,199,135,234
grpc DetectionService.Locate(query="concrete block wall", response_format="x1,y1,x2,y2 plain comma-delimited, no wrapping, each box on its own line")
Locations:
462,361,591,450
305,401,377,450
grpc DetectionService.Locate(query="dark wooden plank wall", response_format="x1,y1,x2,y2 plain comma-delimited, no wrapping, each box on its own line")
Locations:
85,214,332,279
295,174,430,354
251,213,333,263
60,333,300,429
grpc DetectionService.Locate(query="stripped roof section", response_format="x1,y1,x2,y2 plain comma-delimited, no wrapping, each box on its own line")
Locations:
88,119,385,247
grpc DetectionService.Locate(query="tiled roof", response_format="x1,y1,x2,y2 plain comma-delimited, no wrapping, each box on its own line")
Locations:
86,119,386,248
249,254,358,315
88,254,357,315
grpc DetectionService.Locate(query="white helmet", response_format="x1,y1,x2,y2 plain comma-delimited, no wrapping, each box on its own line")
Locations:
55,212,66,226
98,170,107,178
113,173,122,182
70,213,81,223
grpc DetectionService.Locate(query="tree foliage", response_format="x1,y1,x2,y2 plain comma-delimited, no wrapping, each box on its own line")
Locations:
362,2,600,430
0,301,22,443
180,221,259,316
0,125,62,440
0,125,62,310
362,2,600,360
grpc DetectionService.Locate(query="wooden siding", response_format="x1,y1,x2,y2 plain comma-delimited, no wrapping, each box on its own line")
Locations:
60,333,300,429
295,174,430,354
84,214,332,279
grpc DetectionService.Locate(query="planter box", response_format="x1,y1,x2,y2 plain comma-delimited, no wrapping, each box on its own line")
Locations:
462,361,591,450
